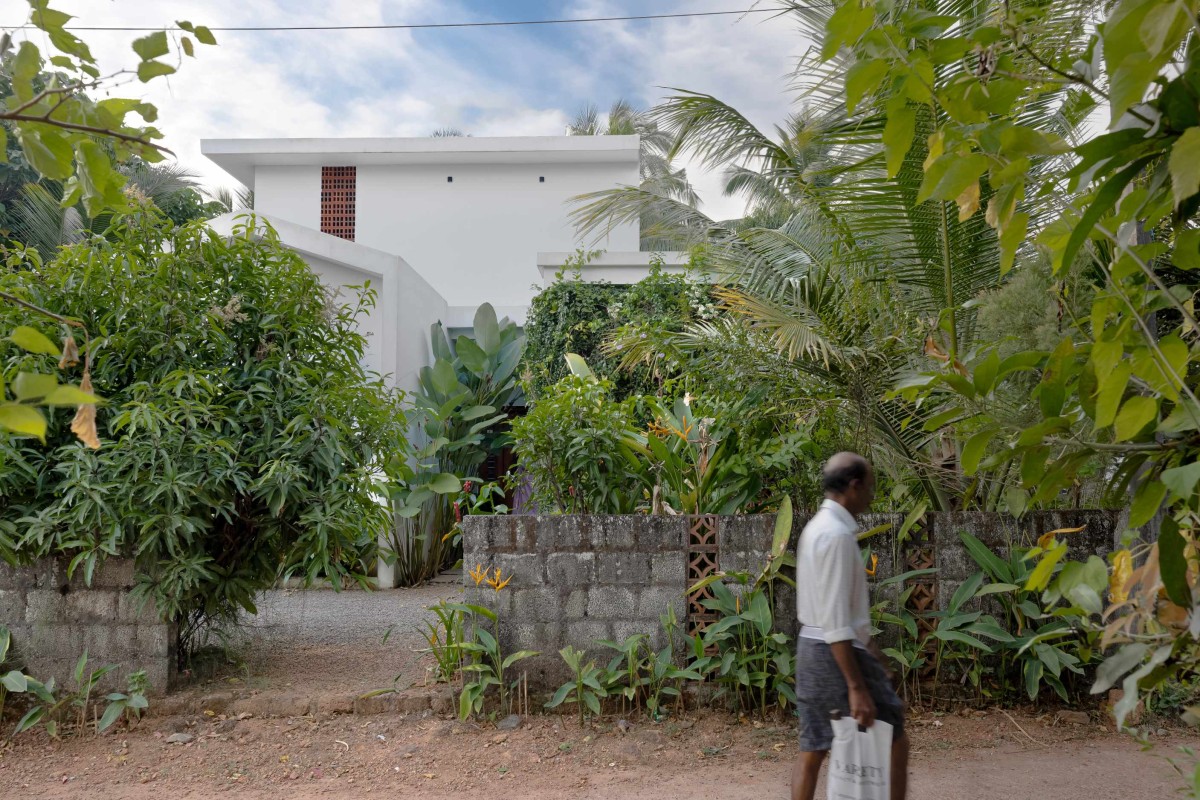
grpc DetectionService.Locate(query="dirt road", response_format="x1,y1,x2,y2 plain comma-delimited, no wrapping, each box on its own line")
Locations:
1,707,1187,800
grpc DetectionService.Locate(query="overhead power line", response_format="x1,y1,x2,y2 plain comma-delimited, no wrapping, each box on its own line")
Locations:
7,8,787,33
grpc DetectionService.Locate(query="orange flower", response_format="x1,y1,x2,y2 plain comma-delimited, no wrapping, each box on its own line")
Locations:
865,553,879,577
1037,525,1086,550
486,567,512,593
469,563,487,587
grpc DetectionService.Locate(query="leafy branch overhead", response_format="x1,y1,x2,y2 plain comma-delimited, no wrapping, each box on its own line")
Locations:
2,2,216,217
0,1,216,444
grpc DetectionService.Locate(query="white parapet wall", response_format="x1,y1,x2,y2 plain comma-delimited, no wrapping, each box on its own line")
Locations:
536,250,694,286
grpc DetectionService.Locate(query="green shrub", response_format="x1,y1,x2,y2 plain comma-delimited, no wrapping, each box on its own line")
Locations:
0,216,409,650
521,253,707,401
510,373,647,513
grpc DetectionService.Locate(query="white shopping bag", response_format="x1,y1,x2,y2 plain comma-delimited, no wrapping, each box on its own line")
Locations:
826,716,892,800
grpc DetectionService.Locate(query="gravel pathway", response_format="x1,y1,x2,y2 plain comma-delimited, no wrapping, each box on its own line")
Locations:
241,582,461,646
215,578,463,695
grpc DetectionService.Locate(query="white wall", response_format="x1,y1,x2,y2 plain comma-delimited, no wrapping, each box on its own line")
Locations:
354,162,640,309
301,254,388,376
254,166,320,230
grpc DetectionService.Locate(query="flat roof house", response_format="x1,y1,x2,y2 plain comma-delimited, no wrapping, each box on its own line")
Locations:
202,135,687,395
201,135,688,586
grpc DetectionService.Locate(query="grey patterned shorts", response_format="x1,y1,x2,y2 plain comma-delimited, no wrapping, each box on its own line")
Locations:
794,637,905,751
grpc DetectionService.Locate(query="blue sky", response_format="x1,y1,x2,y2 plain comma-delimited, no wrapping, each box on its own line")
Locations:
47,0,810,220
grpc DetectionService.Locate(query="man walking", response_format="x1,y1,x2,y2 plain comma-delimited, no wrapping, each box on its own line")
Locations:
792,452,908,800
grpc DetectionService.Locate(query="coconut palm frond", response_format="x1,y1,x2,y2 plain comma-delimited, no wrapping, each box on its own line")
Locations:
10,182,86,256
571,186,723,249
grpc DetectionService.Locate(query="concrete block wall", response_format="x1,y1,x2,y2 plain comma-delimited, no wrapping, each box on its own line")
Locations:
0,558,175,693
462,509,1119,686
463,516,690,686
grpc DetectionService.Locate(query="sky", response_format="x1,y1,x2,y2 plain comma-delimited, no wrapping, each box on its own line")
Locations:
21,1,813,221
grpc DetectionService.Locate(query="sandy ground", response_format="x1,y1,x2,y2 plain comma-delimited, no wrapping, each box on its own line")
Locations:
0,707,1191,799
2,583,1195,799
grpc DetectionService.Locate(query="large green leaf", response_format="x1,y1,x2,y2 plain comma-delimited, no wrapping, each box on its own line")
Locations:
1170,126,1200,208
473,303,501,354
9,326,61,356
1112,395,1157,441
959,531,1013,583
1158,520,1191,607
1162,462,1200,498
0,404,46,440
428,473,462,494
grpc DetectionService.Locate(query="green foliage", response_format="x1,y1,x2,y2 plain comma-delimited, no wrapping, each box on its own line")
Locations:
688,579,796,717
545,646,610,728
385,304,523,586
822,0,1200,721
0,4,216,216
0,633,144,739
421,600,466,684
521,254,706,401
639,393,816,514
871,531,1101,705
455,595,537,721
510,372,647,513
513,358,817,514
0,216,409,650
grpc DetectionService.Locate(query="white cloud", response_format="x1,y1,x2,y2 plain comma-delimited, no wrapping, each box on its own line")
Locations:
16,1,809,220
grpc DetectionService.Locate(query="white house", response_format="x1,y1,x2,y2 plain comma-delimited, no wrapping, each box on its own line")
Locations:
202,135,689,393
201,135,688,585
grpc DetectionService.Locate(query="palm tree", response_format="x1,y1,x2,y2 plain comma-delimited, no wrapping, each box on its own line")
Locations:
567,0,1094,509
567,99,699,248
8,161,204,254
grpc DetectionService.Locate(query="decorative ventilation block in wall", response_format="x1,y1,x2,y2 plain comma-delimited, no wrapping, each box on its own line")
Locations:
320,166,356,241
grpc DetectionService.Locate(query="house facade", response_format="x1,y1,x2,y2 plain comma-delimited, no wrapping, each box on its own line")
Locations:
201,135,688,586
202,135,688,395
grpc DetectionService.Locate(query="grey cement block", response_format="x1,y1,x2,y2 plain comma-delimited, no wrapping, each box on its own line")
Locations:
546,552,594,586
595,552,650,585
602,517,638,550
0,589,25,627
28,560,67,591
641,516,688,551
501,554,545,588
566,619,612,647
64,589,118,623
719,515,773,554
586,587,639,620
0,562,23,591
513,622,562,653
564,589,588,619
118,593,161,624
551,517,584,550
488,517,517,552
513,517,538,551
135,624,173,658
636,586,683,620
512,586,562,623
30,624,81,660
25,589,66,624
87,559,136,590
610,619,657,643
650,553,686,586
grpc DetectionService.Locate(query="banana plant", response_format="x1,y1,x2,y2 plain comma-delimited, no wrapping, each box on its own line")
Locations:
384,303,524,585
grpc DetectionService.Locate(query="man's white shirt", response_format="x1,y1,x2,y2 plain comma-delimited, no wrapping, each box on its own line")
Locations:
795,498,871,648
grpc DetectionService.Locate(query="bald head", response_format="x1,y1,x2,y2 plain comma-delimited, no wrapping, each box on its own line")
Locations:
822,452,876,516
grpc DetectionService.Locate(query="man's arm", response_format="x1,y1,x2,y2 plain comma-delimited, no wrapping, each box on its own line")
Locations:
830,640,876,728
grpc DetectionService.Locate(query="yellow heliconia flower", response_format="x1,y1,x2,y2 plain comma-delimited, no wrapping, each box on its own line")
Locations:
1037,525,1087,550
469,563,488,587
1110,550,1133,604
486,567,513,593
865,553,879,577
